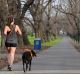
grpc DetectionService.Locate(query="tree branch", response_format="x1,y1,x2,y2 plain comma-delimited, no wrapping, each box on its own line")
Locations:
21,0,34,19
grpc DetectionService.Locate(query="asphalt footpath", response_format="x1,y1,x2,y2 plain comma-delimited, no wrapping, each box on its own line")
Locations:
1,37,80,74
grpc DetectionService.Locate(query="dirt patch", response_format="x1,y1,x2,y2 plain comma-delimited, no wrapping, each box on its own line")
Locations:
0,55,21,69
0,58,7,69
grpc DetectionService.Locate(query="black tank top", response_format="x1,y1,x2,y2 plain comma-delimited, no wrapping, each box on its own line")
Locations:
6,25,17,44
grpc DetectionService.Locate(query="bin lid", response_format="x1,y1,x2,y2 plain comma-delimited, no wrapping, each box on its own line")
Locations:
34,38,41,40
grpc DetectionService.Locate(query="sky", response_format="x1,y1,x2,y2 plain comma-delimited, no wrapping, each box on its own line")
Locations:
23,0,68,19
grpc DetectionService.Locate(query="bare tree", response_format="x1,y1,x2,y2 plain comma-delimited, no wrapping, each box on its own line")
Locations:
25,0,53,39
0,0,9,49
51,0,80,42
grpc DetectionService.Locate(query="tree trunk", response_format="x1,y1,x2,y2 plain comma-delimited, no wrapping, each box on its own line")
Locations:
22,30,30,45
15,17,30,46
0,0,9,51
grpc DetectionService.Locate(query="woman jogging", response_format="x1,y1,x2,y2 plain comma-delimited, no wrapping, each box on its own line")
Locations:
4,16,22,71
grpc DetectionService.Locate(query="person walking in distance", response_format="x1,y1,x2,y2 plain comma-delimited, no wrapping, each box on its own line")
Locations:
4,16,22,71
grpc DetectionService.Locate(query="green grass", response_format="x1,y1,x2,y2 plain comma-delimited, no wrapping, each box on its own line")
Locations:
28,35,35,45
42,37,62,46
0,35,62,47
71,34,80,42
28,35,62,46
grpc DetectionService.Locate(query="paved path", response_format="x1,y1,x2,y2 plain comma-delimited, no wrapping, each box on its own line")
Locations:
1,70,80,74
1,37,80,73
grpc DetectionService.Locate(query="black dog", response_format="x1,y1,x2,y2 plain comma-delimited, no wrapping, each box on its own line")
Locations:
22,50,36,72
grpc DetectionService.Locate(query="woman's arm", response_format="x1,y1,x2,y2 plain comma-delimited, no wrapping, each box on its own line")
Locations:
16,25,22,35
4,26,8,35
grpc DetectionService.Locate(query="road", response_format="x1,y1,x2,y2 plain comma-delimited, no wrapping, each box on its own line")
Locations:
1,37,80,74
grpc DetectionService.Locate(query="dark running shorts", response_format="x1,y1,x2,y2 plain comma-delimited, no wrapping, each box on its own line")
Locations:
5,42,17,47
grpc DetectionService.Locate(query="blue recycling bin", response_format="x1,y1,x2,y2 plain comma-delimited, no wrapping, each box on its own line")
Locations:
34,38,41,50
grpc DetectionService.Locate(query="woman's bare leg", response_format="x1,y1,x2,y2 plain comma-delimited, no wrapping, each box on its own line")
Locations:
7,47,11,65
7,47,16,69
10,47,16,65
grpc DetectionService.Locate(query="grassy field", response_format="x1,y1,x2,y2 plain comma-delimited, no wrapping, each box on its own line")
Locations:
42,37,62,46
28,35,62,46
0,35,62,47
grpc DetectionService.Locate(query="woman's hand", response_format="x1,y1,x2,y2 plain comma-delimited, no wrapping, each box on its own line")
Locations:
4,26,10,35
16,25,22,35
